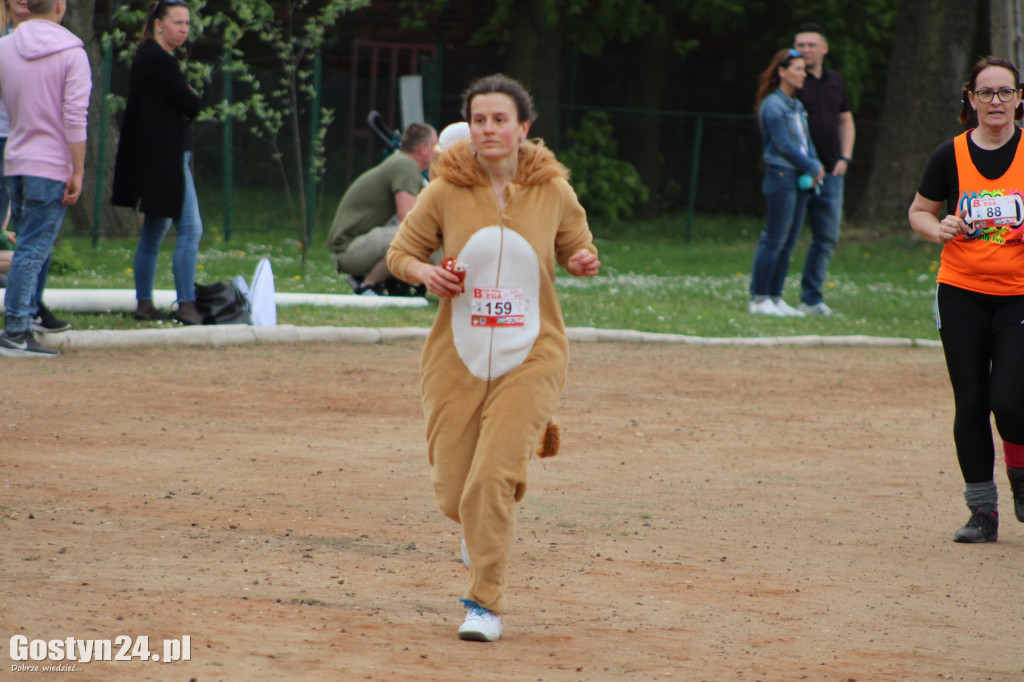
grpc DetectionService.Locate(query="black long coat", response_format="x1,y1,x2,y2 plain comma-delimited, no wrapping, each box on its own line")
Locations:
111,39,201,220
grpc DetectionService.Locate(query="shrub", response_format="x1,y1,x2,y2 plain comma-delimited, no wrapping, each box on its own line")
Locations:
50,238,83,275
559,112,649,223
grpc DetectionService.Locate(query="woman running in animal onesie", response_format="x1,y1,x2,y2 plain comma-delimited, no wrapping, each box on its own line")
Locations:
387,74,601,642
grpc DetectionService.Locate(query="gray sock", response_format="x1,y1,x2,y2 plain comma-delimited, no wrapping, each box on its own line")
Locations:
964,480,998,513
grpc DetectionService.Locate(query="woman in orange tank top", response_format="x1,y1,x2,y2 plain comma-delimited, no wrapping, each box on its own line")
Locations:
909,56,1024,544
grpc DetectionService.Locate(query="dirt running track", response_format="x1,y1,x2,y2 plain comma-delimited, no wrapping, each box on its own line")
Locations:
2,340,1022,681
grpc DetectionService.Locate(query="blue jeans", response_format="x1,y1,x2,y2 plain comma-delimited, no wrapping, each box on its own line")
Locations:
800,173,844,306
750,166,810,299
134,152,203,303
3,175,67,334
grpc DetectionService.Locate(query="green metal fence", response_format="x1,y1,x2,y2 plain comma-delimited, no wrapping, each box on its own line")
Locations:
92,45,877,243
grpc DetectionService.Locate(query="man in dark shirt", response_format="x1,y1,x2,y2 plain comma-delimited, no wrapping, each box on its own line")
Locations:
794,23,856,316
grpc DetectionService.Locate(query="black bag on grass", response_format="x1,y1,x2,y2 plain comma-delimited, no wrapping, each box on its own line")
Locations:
194,281,252,325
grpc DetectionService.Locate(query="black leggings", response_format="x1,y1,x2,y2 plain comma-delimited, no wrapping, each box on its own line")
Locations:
937,284,1024,483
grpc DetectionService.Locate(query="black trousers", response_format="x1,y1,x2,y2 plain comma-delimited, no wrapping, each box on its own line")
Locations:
937,283,1024,483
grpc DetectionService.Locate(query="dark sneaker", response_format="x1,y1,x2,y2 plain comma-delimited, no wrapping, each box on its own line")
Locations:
385,276,426,297
353,281,386,296
1008,469,1024,522
953,508,998,543
32,303,72,333
0,330,59,358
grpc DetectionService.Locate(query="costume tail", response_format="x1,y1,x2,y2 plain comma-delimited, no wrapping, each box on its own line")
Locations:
536,419,560,458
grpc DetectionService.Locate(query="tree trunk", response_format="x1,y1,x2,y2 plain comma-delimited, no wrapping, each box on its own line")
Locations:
989,0,1023,68
504,0,562,147
856,0,979,227
65,0,140,238
621,14,670,218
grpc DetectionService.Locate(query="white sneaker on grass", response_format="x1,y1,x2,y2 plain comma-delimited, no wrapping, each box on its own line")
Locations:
748,299,784,316
772,299,806,317
458,599,502,642
798,301,833,317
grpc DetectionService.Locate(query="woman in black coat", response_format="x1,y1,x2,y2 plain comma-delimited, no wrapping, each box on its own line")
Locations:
112,0,204,324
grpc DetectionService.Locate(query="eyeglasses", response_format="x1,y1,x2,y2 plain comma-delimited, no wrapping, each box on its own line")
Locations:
973,88,1020,103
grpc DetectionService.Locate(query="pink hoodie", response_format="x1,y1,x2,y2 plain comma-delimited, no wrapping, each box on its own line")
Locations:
0,18,91,183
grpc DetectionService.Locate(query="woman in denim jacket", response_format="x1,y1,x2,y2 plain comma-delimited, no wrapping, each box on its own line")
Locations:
749,49,824,317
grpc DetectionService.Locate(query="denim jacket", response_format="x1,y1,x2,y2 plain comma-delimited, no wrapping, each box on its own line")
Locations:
759,88,822,176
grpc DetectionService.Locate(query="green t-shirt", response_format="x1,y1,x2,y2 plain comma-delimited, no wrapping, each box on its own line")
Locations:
326,152,425,253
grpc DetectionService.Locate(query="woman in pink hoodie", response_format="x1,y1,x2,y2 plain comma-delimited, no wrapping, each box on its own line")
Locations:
0,0,31,225
0,0,91,358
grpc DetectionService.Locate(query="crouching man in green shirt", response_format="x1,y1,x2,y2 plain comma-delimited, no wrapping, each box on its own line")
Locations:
326,122,437,296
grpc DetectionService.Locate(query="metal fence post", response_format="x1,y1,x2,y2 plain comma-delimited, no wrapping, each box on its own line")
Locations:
305,50,323,257
222,49,234,242
685,114,704,244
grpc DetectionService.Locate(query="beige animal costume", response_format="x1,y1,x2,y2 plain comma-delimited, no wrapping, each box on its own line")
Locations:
387,138,596,614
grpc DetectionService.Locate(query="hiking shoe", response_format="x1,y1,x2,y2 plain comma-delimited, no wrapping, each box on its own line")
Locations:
1008,469,1024,522
798,301,834,317
0,330,59,358
458,599,501,642
749,299,784,316
772,299,806,317
32,303,71,333
953,508,998,543
460,537,471,570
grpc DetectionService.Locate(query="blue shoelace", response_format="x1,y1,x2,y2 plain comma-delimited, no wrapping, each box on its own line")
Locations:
459,598,488,615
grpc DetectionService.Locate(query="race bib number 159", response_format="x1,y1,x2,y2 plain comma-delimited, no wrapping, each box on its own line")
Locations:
471,287,526,327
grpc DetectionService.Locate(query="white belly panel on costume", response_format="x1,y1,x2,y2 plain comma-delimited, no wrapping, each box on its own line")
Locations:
452,226,541,380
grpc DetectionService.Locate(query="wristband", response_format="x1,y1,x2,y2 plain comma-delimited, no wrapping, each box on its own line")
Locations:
839,156,852,164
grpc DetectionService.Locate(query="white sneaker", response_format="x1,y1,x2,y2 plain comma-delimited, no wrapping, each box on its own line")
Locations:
772,299,806,317
458,600,502,642
460,537,471,569
798,301,833,317
748,299,785,316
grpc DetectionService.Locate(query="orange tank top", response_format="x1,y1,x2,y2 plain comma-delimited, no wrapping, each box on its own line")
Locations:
938,130,1024,295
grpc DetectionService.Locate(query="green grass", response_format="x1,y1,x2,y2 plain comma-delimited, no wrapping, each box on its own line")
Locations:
44,211,942,340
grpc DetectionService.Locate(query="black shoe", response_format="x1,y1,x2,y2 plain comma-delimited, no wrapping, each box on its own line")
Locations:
385,276,426,297
0,330,59,358
171,310,206,325
32,303,71,333
1008,469,1024,523
134,309,168,321
953,508,998,543
353,281,386,296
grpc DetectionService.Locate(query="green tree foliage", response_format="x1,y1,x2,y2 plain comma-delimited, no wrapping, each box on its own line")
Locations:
205,0,369,261
399,0,896,115
558,112,649,225
395,0,896,218
108,0,368,260
765,0,899,114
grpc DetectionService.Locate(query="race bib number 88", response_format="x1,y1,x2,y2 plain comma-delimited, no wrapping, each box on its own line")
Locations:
969,194,1023,229
471,287,526,327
